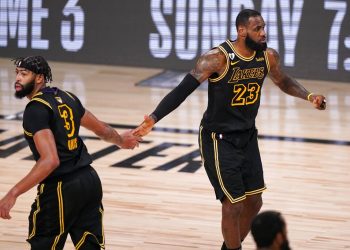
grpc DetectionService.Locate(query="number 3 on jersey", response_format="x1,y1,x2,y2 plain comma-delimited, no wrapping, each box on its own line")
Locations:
58,104,75,137
231,82,261,106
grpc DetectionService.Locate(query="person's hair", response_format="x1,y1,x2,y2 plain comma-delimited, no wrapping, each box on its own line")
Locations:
235,9,262,30
251,210,286,248
13,56,53,83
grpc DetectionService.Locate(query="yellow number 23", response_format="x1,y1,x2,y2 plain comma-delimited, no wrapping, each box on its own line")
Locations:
231,82,261,106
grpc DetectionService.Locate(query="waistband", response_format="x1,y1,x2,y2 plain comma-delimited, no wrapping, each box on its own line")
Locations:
200,124,256,138
41,165,93,184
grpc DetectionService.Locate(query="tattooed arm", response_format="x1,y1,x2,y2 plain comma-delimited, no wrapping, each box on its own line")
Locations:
190,48,227,82
133,48,227,136
81,109,141,149
267,48,326,110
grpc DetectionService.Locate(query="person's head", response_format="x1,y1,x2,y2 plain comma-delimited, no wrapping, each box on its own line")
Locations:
251,210,291,250
13,56,52,99
236,9,267,51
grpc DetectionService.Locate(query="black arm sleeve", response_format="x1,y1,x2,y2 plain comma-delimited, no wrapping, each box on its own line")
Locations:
151,73,201,122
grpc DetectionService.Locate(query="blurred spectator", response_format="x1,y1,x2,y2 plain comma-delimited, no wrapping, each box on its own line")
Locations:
251,210,291,250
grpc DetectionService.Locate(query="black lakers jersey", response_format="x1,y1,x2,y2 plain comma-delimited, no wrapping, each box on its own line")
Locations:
23,87,92,180
201,40,270,133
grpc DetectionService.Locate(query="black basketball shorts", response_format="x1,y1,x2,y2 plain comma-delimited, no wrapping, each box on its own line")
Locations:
199,126,266,203
27,166,105,250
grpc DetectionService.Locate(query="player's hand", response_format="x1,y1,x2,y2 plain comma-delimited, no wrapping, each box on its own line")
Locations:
133,115,156,137
309,94,326,110
0,192,17,220
119,130,142,149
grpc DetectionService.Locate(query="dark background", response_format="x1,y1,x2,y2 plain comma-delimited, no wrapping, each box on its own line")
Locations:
0,0,349,82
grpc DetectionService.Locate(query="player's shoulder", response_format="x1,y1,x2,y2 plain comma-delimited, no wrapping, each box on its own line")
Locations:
61,89,77,100
265,47,278,56
204,47,224,56
266,47,280,57
265,47,281,65
199,47,226,64
24,94,53,121
25,99,52,116
23,98,52,124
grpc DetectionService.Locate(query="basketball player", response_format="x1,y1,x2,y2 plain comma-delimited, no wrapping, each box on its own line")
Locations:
251,210,291,250
134,9,326,250
0,56,142,249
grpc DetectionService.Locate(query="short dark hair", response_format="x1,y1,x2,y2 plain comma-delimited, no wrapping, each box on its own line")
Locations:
236,9,262,30
251,210,286,248
13,56,53,83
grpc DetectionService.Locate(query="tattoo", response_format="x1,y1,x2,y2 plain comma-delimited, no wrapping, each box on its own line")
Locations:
268,48,309,100
281,76,309,100
190,48,226,82
100,125,121,145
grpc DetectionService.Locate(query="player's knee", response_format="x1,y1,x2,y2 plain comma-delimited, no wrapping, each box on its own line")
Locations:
247,195,263,213
222,198,243,217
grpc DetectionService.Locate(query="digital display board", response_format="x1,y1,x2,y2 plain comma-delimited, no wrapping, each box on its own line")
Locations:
0,0,349,82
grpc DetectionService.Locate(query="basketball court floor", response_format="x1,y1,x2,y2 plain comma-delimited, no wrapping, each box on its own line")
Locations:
0,58,349,249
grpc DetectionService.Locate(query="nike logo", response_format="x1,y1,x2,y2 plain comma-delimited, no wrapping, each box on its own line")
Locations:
230,60,240,66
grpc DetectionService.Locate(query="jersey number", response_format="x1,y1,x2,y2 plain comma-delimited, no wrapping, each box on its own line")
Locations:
231,82,261,106
58,104,75,138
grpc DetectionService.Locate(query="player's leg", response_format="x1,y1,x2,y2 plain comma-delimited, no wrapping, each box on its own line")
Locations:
69,167,105,250
239,193,262,241
70,204,105,250
199,126,246,249
240,128,266,241
27,183,69,250
221,198,244,249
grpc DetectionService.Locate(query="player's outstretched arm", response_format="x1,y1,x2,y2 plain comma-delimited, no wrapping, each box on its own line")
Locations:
133,48,227,137
81,109,141,149
267,48,326,110
133,115,156,137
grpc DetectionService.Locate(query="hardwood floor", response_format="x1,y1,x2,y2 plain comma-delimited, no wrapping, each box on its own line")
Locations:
0,58,349,249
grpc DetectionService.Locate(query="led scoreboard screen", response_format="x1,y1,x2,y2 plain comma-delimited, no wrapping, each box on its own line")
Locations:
0,0,349,82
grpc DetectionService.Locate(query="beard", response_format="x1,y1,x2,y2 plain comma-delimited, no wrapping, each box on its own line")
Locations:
280,239,291,250
245,34,267,52
14,80,35,99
